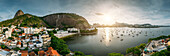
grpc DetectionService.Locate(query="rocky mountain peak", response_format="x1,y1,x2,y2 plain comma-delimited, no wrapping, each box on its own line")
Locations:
14,10,24,18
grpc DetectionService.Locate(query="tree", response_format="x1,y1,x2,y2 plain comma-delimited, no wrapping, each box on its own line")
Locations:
3,28,8,33
151,50,170,56
108,52,124,56
0,45,8,49
13,47,21,51
33,49,39,54
136,43,146,50
49,32,70,55
53,30,57,33
126,47,141,56
167,46,170,51
24,47,28,50
60,49,70,56
74,51,85,56
8,37,14,40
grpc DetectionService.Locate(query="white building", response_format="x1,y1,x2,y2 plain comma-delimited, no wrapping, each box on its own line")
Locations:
57,30,68,34
0,48,10,56
67,28,79,31
5,31,11,38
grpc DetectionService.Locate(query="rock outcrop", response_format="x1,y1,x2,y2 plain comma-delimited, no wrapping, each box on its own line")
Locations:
43,13,90,30
14,10,24,18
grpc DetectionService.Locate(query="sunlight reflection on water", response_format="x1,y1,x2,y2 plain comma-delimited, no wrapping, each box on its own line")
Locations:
105,27,110,46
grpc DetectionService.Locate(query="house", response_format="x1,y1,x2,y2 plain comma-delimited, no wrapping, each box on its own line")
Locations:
17,41,22,48
20,50,28,56
0,47,10,56
29,51,36,56
23,43,27,48
35,41,43,47
11,25,16,29
10,43,17,48
38,50,45,56
45,47,60,56
5,31,12,38
0,34,4,42
28,42,34,48
7,50,19,56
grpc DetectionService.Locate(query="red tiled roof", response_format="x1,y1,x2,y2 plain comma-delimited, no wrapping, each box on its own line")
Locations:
20,50,28,56
29,51,36,56
46,47,60,56
24,27,28,28
38,50,45,56
17,41,21,45
3,49,10,51
22,33,26,35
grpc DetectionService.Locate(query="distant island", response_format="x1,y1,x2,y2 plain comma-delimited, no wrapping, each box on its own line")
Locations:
93,22,170,28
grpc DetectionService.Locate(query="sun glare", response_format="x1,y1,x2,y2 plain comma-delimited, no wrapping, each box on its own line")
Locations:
102,14,114,25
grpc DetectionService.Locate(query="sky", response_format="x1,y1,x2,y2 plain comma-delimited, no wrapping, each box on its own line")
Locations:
0,0,170,25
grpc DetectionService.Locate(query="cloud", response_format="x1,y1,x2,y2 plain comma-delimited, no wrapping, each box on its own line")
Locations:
0,0,170,25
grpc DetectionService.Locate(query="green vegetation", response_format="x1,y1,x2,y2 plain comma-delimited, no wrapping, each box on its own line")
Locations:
52,29,57,33
80,28,97,33
0,44,8,49
13,47,21,51
151,50,170,56
74,51,85,56
49,31,70,56
0,14,49,27
8,37,14,40
33,49,39,54
108,52,124,56
43,13,84,20
126,43,146,56
24,47,29,50
3,28,8,33
148,35,170,42
74,51,93,56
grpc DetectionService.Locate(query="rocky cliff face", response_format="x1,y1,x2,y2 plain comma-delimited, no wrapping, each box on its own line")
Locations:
43,13,90,30
14,10,24,18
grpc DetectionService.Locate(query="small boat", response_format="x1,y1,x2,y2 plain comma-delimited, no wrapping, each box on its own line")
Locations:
117,37,120,38
121,39,123,41
121,34,123,36
136,34,139,36
100,40,102,42
109,40,111,42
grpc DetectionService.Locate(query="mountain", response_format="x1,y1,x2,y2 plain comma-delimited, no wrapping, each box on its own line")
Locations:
43,13,90,30
14,10,24,18
0,14,49,27
0,10,90,29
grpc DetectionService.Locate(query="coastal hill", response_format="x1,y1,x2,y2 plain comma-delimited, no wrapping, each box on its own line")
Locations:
0,10,90,29
43,13,90,30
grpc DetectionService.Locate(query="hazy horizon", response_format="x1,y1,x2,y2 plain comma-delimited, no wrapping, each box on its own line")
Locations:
0,0,170,25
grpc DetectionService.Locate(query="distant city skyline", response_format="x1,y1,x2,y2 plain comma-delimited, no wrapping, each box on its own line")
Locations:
0,0,170,25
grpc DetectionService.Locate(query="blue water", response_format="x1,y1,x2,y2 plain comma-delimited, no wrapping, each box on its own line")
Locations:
64,27,170,56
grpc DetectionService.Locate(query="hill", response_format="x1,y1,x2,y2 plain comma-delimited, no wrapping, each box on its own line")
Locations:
43,13,90,30
0,10,90,29
0,14,49,27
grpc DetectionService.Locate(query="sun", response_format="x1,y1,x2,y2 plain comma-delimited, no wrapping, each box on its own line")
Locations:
102,14,114,25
